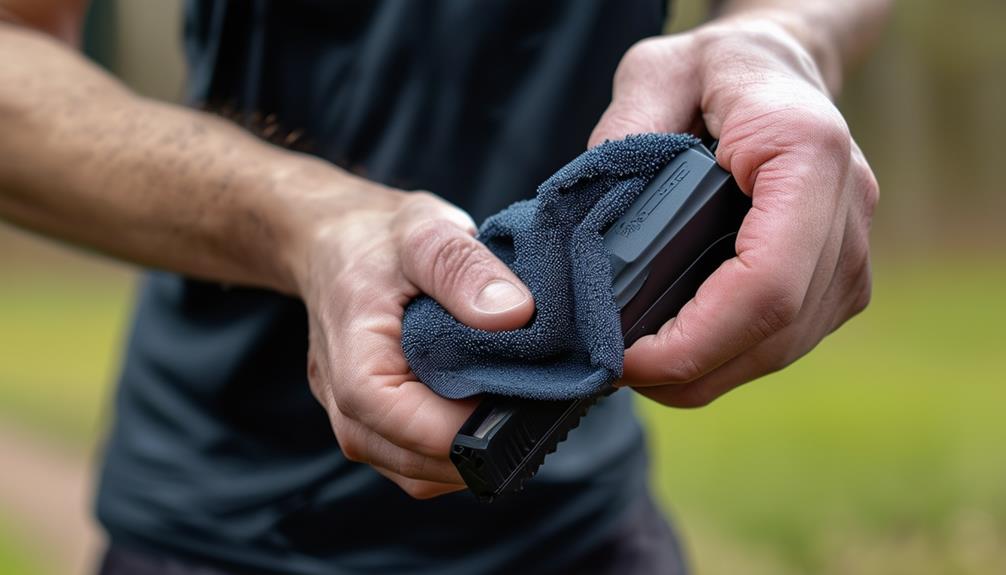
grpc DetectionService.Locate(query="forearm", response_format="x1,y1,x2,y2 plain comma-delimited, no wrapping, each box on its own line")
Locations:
0,22,390,294
712,0,892,95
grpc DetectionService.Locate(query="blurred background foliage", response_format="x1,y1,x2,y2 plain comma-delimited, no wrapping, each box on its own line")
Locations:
1,0,1004,574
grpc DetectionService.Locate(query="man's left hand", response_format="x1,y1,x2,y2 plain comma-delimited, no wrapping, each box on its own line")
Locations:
591,16,879,407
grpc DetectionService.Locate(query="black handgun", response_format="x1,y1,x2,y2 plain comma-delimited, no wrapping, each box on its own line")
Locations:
450,142,750,502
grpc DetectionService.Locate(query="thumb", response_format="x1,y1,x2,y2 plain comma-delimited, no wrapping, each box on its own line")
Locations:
400,219,534,331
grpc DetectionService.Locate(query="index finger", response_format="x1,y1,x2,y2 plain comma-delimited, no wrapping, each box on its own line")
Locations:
367,379,478,459
333,321,478,458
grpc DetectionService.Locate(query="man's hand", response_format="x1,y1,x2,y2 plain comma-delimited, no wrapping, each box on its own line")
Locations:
590,15,880,407
0,9,536,500
292,185,534,498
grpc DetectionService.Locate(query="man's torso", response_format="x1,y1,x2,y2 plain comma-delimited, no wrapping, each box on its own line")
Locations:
96,1,673,573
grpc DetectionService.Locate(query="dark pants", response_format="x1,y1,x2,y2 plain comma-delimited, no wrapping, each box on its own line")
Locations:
98,495,687,575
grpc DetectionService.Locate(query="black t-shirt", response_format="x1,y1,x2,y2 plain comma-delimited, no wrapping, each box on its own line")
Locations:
96,1,671,573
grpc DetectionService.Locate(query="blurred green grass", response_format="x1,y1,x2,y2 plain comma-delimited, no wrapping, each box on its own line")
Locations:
1,256,1004,574
0,519,39,575
641,256,1006,573
0,273,133,443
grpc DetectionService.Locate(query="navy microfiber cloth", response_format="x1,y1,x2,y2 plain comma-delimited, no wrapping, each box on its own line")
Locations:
401,133,700,400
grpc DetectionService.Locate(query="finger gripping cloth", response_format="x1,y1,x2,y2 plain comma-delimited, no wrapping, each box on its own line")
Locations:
401,133,700,400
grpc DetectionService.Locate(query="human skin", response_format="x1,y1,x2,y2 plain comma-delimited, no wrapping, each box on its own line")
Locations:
593,0,891,407
0,1,533,499
0,0,889,498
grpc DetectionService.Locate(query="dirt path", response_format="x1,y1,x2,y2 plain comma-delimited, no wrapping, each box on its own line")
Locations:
0,420,102,575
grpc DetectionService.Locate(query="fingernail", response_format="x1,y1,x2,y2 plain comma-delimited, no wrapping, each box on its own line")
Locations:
474,280,529,314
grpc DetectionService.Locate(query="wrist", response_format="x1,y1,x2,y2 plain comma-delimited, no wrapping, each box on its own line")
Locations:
260,155,404,297
696,10,842,98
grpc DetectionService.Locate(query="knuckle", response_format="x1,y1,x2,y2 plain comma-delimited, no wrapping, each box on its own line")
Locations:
620,37,664,70
672,385,718,409
791,109,851,157
393,451,429,480
754,348,793,376
398,191,447,218
402,219,447,260
427,234,493,295
395,434,436,461
335,427,365,463
405,220,484,293
750,280,802,340
401,481,445,501
339,441,363,463
754,303,797,340
851,279,873,316
848,250,873,317
659,355,704,384
329,386,355,418
612,37,692,98
330,374,366,422
393,396,447,458
861,170,881,218
792,107,846,136
305,356,325,401
408,190,441,206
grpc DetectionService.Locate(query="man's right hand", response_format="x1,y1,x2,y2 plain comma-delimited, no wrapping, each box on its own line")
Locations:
291,183,535,499
0,1,538,499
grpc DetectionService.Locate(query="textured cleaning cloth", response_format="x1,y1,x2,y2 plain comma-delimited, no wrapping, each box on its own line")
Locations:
401,133,700,400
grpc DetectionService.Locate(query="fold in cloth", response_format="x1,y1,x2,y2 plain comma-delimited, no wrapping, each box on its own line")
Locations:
401,133,700,400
